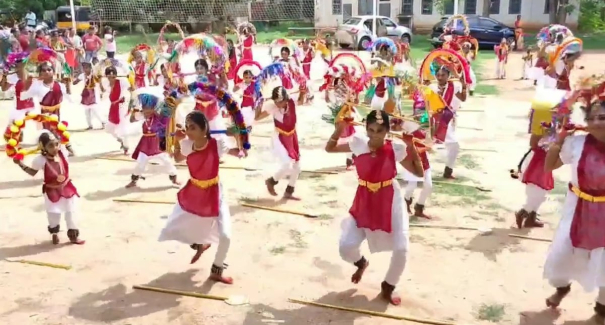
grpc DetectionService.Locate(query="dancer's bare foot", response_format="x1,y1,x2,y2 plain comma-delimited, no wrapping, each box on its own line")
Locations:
67,229,85,245
546,285,571,308
210,264,233,284
284,186,300,200
190,243,211,264
351,257,369,284
380,281,401,306
265,177,278,196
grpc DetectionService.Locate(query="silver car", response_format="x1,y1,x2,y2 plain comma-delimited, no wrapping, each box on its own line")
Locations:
335,15,413,50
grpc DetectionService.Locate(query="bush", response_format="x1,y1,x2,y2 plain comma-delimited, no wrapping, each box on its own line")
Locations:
578,0,605,32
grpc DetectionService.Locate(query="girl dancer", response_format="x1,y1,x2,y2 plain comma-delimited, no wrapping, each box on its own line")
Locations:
21,62,71,131
13,131,84,245
547,51,581,91
255,86,301,200
300,39,314,80
226,39,238,82
103,65,132,154
275,47,311,105
233,62,260,129
131,50,151,89
73,60,105,130
324,110,424,305
159,111,245,284
429,66,467,179
239,27,254,61
126,89,179,188
401,120,433,219
2,54,35,130
542,99,605,322
494,38,508,79
461,42,477,96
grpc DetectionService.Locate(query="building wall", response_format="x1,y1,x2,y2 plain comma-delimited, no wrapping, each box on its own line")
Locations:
315,0,580,29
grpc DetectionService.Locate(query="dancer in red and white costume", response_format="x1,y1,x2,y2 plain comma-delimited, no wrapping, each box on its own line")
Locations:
13,131,84,245
494,38,509,79
102,65,133,154
73,60,105,130
1,56,36,131
542,99,605,322
21,62,71,131
239,28,255,61
130,50,152,89
233,60,261,128
300,39,314,80
255,86,301,200
159,111,246,284
429,66,467,179
325,110,424,305
400,120,433,219
275,47,312,105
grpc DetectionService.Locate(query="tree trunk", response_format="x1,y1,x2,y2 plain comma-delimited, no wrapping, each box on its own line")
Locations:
556,0,568,24
482,0,490,17
549,0,558,24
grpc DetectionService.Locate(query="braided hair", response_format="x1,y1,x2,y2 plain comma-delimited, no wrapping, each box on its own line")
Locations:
186,110,211,139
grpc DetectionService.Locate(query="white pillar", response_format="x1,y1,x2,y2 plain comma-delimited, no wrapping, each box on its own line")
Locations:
69,0,77,31
454,0,459,14
372,0,378,38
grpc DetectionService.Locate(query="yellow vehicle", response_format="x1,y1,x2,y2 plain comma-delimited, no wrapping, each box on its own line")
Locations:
56,6,92,31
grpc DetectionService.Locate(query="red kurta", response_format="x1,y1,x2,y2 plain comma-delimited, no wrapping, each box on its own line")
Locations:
40,82,63,130
242,35,254,61
431,82,455,143
411,129,430,171
194,93,219,122
569,135,605,250
274,99,300,161
42,151,79,203
177,138,220,217
301,48,313,79
15,79,35,110
375,78,386,98
556,68,571,91
108,80,124,124
240,83,255,108
521,146,554,190
132,115,163,159
227,53,238,80
80,75,97,105
278,59,294,90
349,141,397,233
133,62,147,89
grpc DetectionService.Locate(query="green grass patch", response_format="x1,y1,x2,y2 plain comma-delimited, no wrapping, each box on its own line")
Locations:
476,303,506,322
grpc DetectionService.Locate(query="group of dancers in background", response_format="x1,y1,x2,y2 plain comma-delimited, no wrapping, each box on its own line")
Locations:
2,19,605,321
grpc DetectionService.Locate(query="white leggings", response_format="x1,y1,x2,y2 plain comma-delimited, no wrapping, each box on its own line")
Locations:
404,168,433,205
549,278,605,305
213,217,231,266
47,211,77,229
133,152,178,177
273,160,301,187
339,242,407,286
523,183,548,213
83,105,105,127
445,142,460,169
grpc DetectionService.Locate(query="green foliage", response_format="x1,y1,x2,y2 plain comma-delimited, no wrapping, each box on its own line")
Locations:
433,0,453,15
578,0,605,32
0,0,64,18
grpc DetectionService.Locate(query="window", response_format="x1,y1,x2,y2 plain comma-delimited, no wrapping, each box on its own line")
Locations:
508,0,521,14
444,0,454,14
342,17,361,25
464,0,477,14
381,17,396,27
544,0,550,14
489,0,500,14
421,0,433,14
343,4,352,18
379,3,391,17
479,18,499,29
401,0,413,15
332,0,342,15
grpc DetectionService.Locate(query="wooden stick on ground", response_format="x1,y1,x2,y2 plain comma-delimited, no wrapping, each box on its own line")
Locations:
456,126,483,131
5,258,72,270
460,148,497,153
508,234,552,242
113,198,175,205
241,203,318,218
288,298,456,325
133,285,227,301
432,181,491,192
410,224,492,233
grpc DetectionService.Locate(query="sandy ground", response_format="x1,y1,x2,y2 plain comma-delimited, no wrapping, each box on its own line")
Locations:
0,47,604,325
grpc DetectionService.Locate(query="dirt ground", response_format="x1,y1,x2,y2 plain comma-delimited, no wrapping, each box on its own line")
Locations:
0,48,603,325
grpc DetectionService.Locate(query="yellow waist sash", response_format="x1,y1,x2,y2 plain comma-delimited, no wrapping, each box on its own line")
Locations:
190,176,219,189
143,133,156,137
41,103,61,112
196,100,214,107
275,127,296,136
570,185,605,203
358,179,393,193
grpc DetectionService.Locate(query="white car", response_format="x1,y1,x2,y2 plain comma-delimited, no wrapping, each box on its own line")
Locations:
335,15,413,50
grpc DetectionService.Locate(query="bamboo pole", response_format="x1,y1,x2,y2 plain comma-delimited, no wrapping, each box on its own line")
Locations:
5,258,72,270
508,234,551,242
133,285,227,301
456,126,483,131
241,203,318,218
113,198,175,204
410,224,492,233
288,298,456,325
432,181,491,192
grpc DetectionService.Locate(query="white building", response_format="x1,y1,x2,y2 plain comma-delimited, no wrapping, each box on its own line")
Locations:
315,0,580,29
